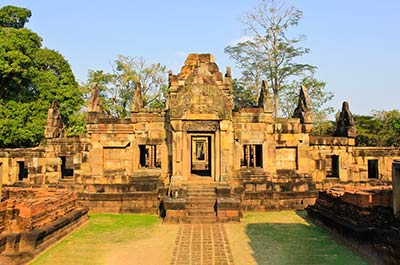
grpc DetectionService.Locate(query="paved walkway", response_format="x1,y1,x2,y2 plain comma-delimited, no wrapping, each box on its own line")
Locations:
170,224,234,265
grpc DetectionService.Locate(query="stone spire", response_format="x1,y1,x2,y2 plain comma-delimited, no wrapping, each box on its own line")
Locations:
86,82,104,122
45,99,66,139
334,101,356,138
87,82,103,113
292,85,313,133
258,80,273,113
130,79,144,112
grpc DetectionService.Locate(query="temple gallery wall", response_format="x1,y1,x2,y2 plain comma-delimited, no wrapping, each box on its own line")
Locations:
0,53,399,218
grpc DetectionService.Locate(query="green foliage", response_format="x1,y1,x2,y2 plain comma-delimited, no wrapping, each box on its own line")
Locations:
310,120,336,136
0,6,83,147
86,55,167,118
225,0,333,117
355,110,400,147
0,5,31,29
232,79,259,110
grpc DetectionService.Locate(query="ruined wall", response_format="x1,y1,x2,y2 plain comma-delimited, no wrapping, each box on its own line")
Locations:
0,188,88,265
308,187,400,265
309,136,400,189
0,148,46,185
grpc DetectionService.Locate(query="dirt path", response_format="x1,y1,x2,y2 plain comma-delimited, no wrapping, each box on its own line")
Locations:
107,223,179,265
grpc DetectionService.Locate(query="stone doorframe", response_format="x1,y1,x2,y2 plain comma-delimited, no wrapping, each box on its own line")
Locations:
190,133,214,179
170,120,222,182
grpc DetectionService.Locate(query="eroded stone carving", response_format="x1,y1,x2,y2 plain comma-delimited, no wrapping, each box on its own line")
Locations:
183,121,219,132
87,82,103,113
45,99,66,139
334,101,356,138
130,79,144,112
258,80,273,113
168,54,233,119
293,85,312,123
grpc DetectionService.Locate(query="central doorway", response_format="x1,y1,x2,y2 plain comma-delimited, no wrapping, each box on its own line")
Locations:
191,136,212,177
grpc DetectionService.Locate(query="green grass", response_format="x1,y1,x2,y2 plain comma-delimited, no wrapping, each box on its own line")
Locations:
244,211,368,265
30,214,159,265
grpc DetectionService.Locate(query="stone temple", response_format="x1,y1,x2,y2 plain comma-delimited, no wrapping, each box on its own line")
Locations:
1,53,400,263
0,53,399,222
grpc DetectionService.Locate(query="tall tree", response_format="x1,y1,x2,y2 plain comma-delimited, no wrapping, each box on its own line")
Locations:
86,55,167,118
225,0,331,117
0,6,83,147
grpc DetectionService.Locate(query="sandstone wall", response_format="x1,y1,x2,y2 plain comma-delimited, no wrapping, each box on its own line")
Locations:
0,188,88,265
308,187,400,265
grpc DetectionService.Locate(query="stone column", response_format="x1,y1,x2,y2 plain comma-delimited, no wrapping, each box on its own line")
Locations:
215,132,220,182
393,160,400,215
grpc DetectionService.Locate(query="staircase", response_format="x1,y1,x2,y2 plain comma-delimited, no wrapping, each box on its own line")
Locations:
185,185,217,223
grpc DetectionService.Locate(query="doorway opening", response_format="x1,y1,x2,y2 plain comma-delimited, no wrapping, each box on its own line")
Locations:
191,136,211,177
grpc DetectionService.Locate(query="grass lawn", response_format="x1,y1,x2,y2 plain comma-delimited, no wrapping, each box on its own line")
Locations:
234,211,368,265
29,214,160,265
30,211,369,265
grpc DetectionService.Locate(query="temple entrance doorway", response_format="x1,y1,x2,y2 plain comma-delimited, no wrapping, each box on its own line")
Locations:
191,135,212,177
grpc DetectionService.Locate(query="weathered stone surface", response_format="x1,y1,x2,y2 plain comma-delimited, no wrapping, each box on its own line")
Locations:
0,188,88,265
334,101,356,138
130,79,144,112
45,100,66,139
258,80,273,113
292,85,313,133
308,186,400,265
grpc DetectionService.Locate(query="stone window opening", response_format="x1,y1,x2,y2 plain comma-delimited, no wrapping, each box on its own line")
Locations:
368,159,379,179
326,155,340,178
17,161,28,181
241,144,263,168
60,156,74,178
139,145,161,168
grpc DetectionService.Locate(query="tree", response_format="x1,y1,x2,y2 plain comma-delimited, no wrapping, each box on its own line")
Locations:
225,0,332,117
0,5,31,29
355,110,400,147
0,6,83,147
232,79,259,110
225,40,266,107
86,55,167,118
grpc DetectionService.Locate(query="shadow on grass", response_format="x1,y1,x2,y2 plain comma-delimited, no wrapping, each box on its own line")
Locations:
245,211,368,265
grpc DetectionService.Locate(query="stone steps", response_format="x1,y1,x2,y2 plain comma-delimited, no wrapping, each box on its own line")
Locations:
184,185,217,223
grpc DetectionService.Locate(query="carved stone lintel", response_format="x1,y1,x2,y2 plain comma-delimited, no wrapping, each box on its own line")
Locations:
182,121,219,132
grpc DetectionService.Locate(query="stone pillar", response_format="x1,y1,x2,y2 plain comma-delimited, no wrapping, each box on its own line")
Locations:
215,132,220,182
392,160,400,215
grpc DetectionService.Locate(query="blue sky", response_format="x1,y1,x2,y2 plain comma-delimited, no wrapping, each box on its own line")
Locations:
2,0,400,115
